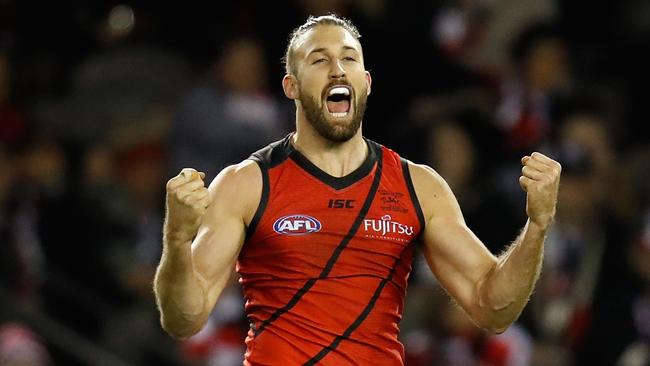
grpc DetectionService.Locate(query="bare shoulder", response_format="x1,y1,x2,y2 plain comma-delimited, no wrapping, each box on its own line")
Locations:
404,160,460,222
205,160,262,225
208,159,261,192
405,160,449,195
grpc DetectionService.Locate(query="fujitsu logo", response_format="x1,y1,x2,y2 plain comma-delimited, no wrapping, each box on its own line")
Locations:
363,215,414,237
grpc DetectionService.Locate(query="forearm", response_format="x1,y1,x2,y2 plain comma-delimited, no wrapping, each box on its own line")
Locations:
477,219,548,331
154,229,208,339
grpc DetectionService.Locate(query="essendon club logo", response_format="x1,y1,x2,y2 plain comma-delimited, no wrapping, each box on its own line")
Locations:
273,214,322,236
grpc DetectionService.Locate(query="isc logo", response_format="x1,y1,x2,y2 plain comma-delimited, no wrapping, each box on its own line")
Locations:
328,199,355,208
273,214,322,236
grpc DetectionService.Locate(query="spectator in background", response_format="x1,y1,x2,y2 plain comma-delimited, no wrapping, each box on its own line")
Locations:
624,173,650,366
0,132,67,304
531,144,601,366
480,23,572,229
532,106,630,365
557,106,617,204
0,145,27,297
1,47,55,366
109,141,167,292
1,51,28,259
170,36,286,181
401,0,556,160
582,148,650,366
425,119,522,252
99,141,184,365
619,216,650,366
495,23,571,155
431,0,557,77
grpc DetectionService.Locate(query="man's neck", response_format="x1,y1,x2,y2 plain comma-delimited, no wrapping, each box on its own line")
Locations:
292,120,368,178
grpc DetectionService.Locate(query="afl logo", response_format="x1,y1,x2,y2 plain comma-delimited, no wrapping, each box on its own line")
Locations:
273,214,322,236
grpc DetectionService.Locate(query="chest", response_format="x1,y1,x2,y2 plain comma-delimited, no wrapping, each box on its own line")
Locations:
241,159,421,274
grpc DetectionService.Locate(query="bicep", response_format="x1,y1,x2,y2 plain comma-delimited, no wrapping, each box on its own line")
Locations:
190,161,261,310
192,212,246,308
412,163,496,311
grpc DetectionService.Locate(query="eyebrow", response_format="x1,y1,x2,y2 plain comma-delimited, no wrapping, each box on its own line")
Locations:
307,46,358,57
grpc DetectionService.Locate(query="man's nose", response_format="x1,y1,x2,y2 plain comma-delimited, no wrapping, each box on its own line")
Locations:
328,60,346,79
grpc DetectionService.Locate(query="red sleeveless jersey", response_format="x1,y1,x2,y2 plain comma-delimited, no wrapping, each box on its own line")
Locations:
237,134,425,365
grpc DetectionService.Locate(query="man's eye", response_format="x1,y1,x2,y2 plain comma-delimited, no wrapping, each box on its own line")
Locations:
343,57,356,61
312,58,327,64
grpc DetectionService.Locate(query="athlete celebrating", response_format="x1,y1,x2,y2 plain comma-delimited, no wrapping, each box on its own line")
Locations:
154,14,561,365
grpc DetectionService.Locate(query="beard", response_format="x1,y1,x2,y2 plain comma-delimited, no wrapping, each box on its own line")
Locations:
298,82,368,143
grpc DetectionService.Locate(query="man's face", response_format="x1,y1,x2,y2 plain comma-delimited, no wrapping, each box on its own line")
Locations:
290,25,371,142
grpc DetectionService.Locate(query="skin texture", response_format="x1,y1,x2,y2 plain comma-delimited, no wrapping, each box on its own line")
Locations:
411,152,560,332
153,23,561,339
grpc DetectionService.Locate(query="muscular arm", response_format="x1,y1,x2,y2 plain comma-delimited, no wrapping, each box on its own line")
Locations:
409,152,560,333
153,161,261,339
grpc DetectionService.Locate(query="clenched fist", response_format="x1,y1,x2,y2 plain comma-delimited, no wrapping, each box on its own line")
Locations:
165,168,211,243
519,152,561,229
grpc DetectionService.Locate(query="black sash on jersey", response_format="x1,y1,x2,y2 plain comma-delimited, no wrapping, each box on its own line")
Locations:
254,143,384,337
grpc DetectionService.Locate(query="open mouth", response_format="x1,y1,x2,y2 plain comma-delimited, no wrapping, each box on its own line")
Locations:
325,86,352,118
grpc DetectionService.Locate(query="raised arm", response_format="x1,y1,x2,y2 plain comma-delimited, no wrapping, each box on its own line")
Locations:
409,152,561,333
153,161,261,339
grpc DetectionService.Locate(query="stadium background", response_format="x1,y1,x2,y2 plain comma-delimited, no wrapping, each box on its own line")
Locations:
1,1,649,365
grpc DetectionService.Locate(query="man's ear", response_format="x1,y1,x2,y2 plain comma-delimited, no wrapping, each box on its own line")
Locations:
365,71,372,96
282,74,298,100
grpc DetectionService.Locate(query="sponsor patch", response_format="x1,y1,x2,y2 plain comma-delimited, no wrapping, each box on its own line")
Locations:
363,214,414,243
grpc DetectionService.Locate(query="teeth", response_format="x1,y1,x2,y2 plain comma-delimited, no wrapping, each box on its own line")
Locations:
331,112,348,118
328,87,350,96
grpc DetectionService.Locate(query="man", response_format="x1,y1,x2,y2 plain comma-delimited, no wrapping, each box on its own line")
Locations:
154,14,561,365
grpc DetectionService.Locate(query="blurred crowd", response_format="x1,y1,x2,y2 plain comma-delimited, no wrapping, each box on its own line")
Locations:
0,1,649,365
